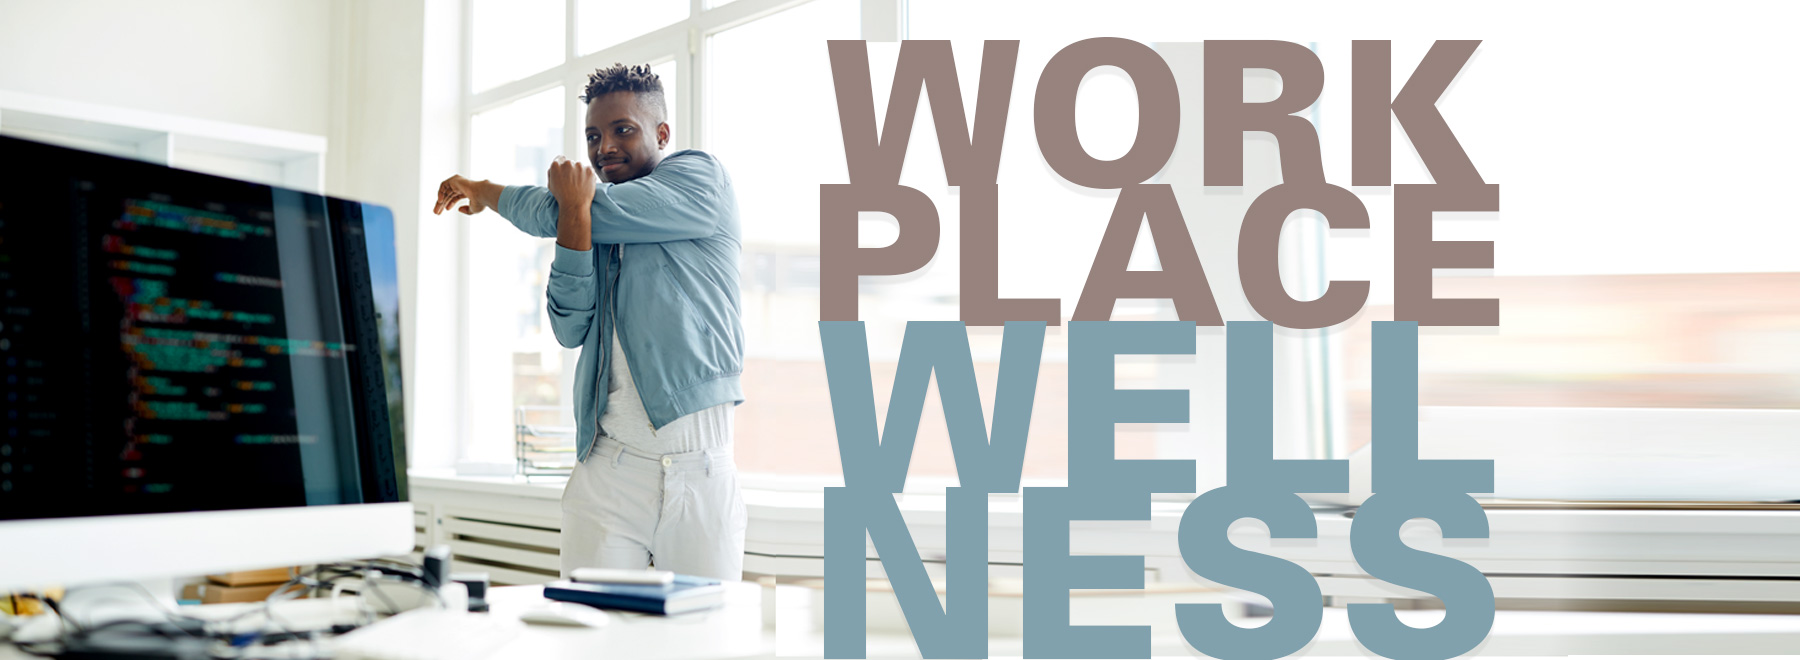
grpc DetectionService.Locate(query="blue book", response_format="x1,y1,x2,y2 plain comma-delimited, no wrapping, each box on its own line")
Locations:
543,575,726,615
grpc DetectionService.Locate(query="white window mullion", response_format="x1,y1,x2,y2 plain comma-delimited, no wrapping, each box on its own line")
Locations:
860,0,900,42
566,69,586,161
566,25,690,75
691,0,811,36
689,0,829,151
565,0,581,162
468,69,569,115
565,0,579,62
455,0,478,468
674,34,692,152
688,25,704,150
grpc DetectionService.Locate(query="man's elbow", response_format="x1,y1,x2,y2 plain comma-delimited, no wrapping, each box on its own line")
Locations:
545,298,595,348
551,323,589,349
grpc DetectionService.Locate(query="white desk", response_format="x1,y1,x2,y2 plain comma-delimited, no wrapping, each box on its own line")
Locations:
9,582,1800,658
773,590,1800,658
0,583,774,660
480,583,772,660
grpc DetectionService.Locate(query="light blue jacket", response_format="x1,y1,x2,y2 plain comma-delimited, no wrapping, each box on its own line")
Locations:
495,149,744,462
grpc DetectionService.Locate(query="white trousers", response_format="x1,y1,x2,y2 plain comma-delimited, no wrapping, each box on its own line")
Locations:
559,436,748,581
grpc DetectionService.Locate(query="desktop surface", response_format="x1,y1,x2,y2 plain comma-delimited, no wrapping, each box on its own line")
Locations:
0,582,771,660
10,579,1800,658
480,583,770,660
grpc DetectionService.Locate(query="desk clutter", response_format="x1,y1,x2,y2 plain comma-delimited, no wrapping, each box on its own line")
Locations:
181,566,306,605
1,549,470,658
2,553,760,659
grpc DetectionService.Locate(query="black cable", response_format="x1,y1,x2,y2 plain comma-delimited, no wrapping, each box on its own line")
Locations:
5,638,59,658
236,570,318,650
39,595,74,635
57,582,209,648
2,594,59,658
362,561,404,615
14,559,445,658
9,575,415,660
6,572,399,660
193,566,383,658
76,582,204,625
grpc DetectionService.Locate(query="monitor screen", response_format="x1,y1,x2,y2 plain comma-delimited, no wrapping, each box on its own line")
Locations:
0,135,406,520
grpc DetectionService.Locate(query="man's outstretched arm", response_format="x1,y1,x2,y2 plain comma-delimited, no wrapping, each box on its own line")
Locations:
433,174,504,218
433,152,730,244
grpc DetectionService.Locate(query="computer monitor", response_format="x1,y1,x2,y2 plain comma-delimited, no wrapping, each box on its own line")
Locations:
0,135,413,592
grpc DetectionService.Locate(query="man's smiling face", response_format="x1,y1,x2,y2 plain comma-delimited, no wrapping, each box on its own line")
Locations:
586,90,669,184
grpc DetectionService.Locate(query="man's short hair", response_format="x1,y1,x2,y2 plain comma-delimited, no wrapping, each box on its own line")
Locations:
581,63,667,125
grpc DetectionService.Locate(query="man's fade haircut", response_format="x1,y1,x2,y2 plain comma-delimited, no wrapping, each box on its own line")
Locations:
581,63,667,125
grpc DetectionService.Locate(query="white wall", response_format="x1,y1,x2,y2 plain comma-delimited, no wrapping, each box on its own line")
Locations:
0,0,331,136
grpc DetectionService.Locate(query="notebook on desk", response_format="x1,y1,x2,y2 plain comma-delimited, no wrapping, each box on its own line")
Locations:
544,575,726,615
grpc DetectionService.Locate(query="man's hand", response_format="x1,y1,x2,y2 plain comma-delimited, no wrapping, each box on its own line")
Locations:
547,156,597,208
433,174,501,215
548,157,596,251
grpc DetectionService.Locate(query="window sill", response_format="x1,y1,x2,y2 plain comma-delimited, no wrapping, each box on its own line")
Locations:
406,468,1148,525
408,468,1800,534
410,468,566,501
408,469,1800,602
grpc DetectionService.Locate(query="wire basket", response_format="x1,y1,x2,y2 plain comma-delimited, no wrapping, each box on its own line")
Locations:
515,405,577,479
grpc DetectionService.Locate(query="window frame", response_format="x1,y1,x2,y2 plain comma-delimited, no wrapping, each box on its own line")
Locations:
433,5,1798,584
455,5,1800,505
445,0,1327,492
447,0,903,475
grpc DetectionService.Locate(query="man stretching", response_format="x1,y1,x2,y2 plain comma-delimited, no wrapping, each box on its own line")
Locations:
433,64,745,580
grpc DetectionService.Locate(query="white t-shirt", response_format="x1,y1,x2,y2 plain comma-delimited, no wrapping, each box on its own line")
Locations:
597,330,731,454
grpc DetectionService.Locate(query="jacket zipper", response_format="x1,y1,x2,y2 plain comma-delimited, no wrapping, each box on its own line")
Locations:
600,244,657,440
591,245,610,454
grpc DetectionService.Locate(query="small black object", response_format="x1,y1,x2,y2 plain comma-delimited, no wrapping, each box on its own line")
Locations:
452,571,491,613
422,545,452,590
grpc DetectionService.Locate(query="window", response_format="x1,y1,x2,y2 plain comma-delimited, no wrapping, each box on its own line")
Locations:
710,0,1228,487
465,87,569,464
450,0,1319,489
577,0,688,55
708,0,860,480
1330,275,1800,456
448,2,1798,503
451,0,881,478
1299,34,1800,500
470,0,564,93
